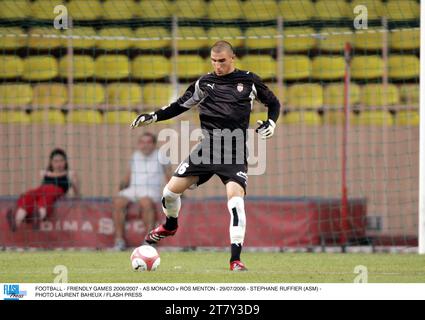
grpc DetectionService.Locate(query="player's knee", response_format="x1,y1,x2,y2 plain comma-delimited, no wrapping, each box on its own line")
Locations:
162,186,181,218
162,186,181,202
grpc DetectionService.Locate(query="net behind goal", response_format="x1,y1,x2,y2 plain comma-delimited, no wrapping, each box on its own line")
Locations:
0,0,420,250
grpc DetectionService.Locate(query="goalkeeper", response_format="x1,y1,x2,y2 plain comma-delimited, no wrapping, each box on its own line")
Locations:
131,41,280,271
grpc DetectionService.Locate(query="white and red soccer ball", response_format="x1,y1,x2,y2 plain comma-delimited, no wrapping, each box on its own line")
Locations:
130,245,161,271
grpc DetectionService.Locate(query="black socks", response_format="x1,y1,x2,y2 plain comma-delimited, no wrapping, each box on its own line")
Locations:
164,216,178,231
230,243,242,262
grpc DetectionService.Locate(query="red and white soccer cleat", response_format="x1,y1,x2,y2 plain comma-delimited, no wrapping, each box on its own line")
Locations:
144,224,178,244
230,260,248,272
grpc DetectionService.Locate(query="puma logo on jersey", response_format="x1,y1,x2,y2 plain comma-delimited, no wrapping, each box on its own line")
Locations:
207,83,215,90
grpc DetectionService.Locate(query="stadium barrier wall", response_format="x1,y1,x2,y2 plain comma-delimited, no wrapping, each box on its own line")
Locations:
0,124,418,238
0,197,367,249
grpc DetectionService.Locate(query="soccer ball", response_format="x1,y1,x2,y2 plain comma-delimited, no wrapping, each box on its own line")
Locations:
130,245,160,271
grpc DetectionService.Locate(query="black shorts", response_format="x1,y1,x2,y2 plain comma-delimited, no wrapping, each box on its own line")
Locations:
173,156,248,193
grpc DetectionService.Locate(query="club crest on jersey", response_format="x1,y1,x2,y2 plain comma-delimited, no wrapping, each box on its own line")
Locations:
237,83,244,92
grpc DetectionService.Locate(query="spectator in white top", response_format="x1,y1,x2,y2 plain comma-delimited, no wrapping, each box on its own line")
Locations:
113,132,171,250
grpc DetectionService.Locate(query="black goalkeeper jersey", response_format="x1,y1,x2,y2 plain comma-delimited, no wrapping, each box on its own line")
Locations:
176,69,280,134
155,68,281,164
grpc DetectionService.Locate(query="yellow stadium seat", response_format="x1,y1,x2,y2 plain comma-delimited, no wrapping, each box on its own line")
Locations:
173,55,204,79
67,110,103,124
265,83,286,106
352,111,393,126
142,83,174,108
23,56,58,81
32,83,68,109
240,55,276,80
0,84,32,108
95,55,129,80
360,84,400,107
287,84,323,109
0,111,30,124
68,0,102,20
283,27,316,53
353,27,384,50
133,27,171,49
242,0,277,21
177,27,208,51
72,84,105,108
105,83,142,109
249,112,269,126
102,0,135,20
351,0,384,20
0,0,29,19
207,27,243,48
0,56,23,78
31,0,65,20
97,28,133,51
245,27,278,49
132,55,171,80
63,27,97,49
388,55,419,79
351,56,383,79
30,110,66,124
204,58,212,74
283,111,322,126
174,0,206,19
282,55,311,80
385,0,419,20
27,27,62,49
318,27,353,52
207,0,243,20
0,27,26,49
399,84,419,107
59,55,95,79
312,56,345,80
390,28,420,50
323,83,360,108
323,111,347,125
314,0,350,19
137,0,172,19
278,0,315,22
395,111,419,126
103,111,137,124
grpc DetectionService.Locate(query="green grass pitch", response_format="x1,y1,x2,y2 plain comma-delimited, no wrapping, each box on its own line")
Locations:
0,251,424,283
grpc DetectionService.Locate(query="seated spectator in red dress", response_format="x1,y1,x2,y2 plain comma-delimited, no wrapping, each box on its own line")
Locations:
7,148,80,231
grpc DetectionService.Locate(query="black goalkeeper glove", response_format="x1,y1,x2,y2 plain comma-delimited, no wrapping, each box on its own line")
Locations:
255,119,276,139
130,112,157,129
